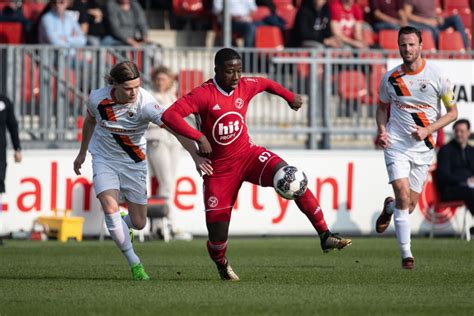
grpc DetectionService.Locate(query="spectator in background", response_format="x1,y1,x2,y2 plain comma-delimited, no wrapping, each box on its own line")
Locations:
146,66,193,241
213,0,259,47
38,0,86,47
104,0,150,47
370,0,407,32
329,0,368,48
290,0,341,48
0,1,32,34
0,94,22,246
436,119,474,221
68,0,108,46
404,0,470,49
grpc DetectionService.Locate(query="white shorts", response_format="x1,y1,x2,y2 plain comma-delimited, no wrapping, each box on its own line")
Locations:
384,148,433,193
92,157,148,205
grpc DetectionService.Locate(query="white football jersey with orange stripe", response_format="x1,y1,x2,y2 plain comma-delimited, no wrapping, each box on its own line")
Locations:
380,59,454,152
87,85,165,162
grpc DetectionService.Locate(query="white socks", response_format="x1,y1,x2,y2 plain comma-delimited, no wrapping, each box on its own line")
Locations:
104,212,140,266
394,208,413,259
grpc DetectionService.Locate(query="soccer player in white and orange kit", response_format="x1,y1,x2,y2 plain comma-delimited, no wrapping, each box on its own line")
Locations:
375,26,458,269
73,61,211,280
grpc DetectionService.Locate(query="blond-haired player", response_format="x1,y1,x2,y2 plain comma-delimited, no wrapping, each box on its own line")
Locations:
73,61,211,280
375,26,458,269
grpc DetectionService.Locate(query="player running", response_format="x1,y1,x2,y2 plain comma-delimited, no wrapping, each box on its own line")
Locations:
375,26,458,269
162,48,352,281
73,61,210,280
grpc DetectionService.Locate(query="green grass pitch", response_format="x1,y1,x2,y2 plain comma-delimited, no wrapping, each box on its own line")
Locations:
0,237,472,316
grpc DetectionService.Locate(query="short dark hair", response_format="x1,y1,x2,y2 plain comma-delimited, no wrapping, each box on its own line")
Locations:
214,48,241,67
398,26,422,44
105,61,140,85
453,119,471,130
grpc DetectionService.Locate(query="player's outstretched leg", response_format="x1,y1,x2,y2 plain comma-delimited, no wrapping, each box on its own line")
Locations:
104,211,150,280
206,210,239,281
294,189,353,252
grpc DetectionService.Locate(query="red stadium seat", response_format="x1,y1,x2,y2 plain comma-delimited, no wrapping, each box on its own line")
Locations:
439,30,465,51
255,25,284,49
252,6,272,22
23,54,40,104
276,4,297,30
0,22,22,43
458,11,472,30
443,0,470,12
421,30,437,52
273,0,293,8
22,2,47,22
178,69,203,96
337,70,368,103
363,27,375,46
378,29,399,50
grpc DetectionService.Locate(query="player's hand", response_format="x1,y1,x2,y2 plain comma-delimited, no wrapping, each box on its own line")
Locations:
14,150,22,163
197,135,212,157
193,156,213,176
289,94,303,111
73,152,86,175
375,131,389,148
412,125,429,141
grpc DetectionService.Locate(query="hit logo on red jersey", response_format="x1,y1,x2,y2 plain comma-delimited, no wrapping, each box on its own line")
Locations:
212,112,244,145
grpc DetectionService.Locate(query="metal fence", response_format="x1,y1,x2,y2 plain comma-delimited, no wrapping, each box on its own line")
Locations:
1,45,472,149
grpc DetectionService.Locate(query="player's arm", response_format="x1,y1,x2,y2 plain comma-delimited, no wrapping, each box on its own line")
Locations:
164,126,213,176
73,111,96,175
161,95,212,156
375,101,390,148
412,78,458,141
256,78,302,111
5,96,22,162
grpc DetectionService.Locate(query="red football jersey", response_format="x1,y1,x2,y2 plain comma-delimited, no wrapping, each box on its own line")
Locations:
162,77,294,166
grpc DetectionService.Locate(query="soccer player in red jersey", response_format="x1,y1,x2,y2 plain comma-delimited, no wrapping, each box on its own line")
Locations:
162,48,352,281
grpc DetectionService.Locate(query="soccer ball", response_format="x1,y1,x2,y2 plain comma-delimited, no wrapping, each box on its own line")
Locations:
273,166,308,200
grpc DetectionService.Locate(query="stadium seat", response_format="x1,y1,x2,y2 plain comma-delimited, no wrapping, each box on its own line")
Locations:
255,25,284,49
251,6,272,22
178,69,203,96
22,2,47,22
378,29,399,50
276,4,297,30
0,22,23,44
23,54,40,104
273,0,293,8
428,169,470,241
443,0,470,12
421,31,437,52
439,30,465,51
458,11,472,30
363,27,375,46
337,70,368,103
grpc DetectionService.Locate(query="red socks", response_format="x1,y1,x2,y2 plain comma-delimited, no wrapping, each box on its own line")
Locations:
295,190,329,235
207,240,227,266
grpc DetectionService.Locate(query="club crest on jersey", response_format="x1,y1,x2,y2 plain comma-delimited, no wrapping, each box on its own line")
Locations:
419,83,428,92
212,112,244,145
234,98,244,109
208,196,218,208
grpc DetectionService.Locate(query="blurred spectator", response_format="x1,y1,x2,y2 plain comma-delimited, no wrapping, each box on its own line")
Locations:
404,0,470,49
104,0,149,47
329,0,368,48
0,94,22,246
213,0,259,47
0,1,32,34
370,0,407,32
146,66,193,241
68,0,108,46
38,0,86,47
289,0,341,48
436,119,474,222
